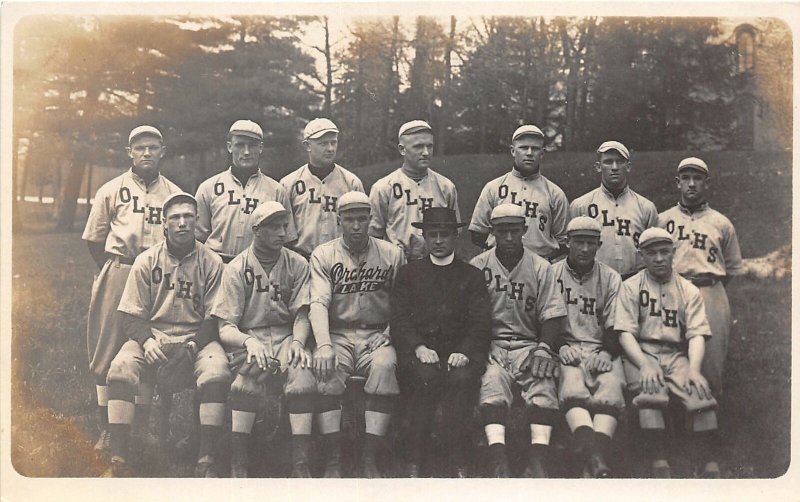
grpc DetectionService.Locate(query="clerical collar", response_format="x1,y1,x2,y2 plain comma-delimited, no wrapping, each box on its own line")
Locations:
430,253,455,266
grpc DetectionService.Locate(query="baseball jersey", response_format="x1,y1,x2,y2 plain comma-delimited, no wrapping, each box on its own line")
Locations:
310,237,405,326
280,163,365,256
469,169,569,258
658,203,744,279
469,248,566,341
82,170,181,258
117,240,224,337
195,168,298,260
614,270,710,344
368,168,459,260
211,246,310,336
569,185,659,276
552,259,622,345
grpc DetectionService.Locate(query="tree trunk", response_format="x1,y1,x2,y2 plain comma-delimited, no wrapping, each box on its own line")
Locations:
12,133,21,232
56,159,86,231
479,92,488,154
437,16,456,156
323,16,333,116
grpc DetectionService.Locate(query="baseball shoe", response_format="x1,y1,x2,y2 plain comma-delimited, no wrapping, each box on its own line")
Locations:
454,466,469,478
101,456,130,478
93,429,111,453
522,457,547,478
406,462,420,478
588,453,611,478
230,434,249,478
488,444,510,478
291,462,312,478
652,459,671,479
195,456,219,478
132,429,161,451
698,461,721,479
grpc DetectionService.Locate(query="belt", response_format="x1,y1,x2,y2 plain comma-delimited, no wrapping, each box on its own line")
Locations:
109,255,135,265
495,335,533,343
684,274,721,287
331,322,388,330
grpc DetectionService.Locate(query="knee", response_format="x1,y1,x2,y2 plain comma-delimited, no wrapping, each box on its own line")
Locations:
370,347,397,373
107,353,139,388
230,374,260,396
285,366,317,396
318,374,346,396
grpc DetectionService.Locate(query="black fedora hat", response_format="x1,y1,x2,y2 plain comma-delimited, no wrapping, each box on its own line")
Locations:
411,207,467,229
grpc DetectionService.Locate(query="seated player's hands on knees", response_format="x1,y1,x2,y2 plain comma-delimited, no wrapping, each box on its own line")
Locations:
366,331,391,352
585,350,613,373
529,347,559,379
243,336,270,371
289,340,312,369
313,344,337,381
558,345,581,366
447,352,469,369
415,345,439,364
640,359,665,395
685,368,712,401
143,337,168,365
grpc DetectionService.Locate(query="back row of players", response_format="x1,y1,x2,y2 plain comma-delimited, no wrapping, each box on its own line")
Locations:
83,118,742,479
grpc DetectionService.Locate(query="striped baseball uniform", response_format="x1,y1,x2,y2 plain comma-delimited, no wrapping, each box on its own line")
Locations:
469,248,566,410
569,185,658,277
195,168,297,261
551,259,625,414
368,168,459,261
82,169,181,382
469,169,569,258
658,202,743,396
280,163,364,257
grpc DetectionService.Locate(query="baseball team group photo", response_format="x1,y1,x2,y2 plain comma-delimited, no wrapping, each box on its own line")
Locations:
7,9,792,485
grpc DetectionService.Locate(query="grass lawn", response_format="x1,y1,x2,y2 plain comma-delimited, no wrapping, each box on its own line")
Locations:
11,149,791,478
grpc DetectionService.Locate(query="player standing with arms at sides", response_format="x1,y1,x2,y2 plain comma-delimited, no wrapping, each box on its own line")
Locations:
211,201,318,478
658,157,743,399
82,125,181,453
551,217,624,478
470,125,569,261
369,120,459,261
569,141,658,279
280,118,365,259
195,120,297,263
470,204,567,478
309,191,406,478
105,193,230,477
390,208,491,478
614,228,721,478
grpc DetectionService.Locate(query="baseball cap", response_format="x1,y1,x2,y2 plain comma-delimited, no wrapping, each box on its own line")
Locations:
129,125,163,145
511,125,545,142
567,216,602,237
304,118,339,140
638,227,674,249
162,192,197,214
490,203,526,225
251,201,288,228
338,191,371,213
228,120,264,141
677,157,709,175
398,120,432,140
597,141,630,160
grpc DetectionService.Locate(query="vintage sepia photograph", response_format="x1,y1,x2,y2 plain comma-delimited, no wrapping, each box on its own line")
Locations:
1,1,795,499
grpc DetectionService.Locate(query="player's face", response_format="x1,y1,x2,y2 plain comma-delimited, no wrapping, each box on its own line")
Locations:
399,132,434,172
253,214,289,253
492,222,527,254
227,134,263,170
568,234,601,269
640,242,674,280
306,132,338,168
164,202,196,248
339,208,371,249
596,150,630,190
511,135,545,175
676,168,709,206
423,225,457,259
127,135,165,176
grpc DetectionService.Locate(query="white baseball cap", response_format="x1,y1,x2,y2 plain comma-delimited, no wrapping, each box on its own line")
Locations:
677,157,709,175
251,200,288,228
511,125,545,142
490,203,526,225
638,227,674,249
162,192,197,213
567,216,602,237
228,120,263,141
129,125,163,145
597,141,630,160
338,191,371,213
398,120,432,140
304,118,339,140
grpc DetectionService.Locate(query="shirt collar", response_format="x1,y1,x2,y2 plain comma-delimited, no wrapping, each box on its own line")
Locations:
645,268,674,285
341,236,371,256
129,169,161,188
429,253,455,266
511,166,541,181
600,183,630,200
166,239,197,261
565,258,597,280
678,201,709,215
227,166,262,186
305,163,338,181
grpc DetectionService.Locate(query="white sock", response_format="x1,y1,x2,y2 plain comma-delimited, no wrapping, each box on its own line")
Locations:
485,424,505,445
531,424,552,445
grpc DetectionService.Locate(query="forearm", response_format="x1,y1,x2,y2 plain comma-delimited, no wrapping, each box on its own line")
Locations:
309,302,332,347
122,312,153,347
539,316,565,350
687,336,706,372
218,318,250,348
618,331,648,369
292,306,311,347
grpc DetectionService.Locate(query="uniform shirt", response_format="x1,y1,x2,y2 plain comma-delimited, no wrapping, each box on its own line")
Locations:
658,203,744,279
82,169,181,258
551,259,622,345
195,168,298,260
280,163,365,256
310,236,406,326
469,248,566,341
469,168,569,258
117,240,224,337
614,270,710,344
368,168,459,260
569,185,659,276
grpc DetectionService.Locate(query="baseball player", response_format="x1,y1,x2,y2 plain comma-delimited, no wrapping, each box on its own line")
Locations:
551,217,624,478
390,207,491,478
369,120,460,261
211,201,318,478
470,125,569,261
309,191,406,478
195,119,297,263
82,125,181,453
569,141,659,279
280,118,365,259
469,203,567,478
614,227,721,478
104,192,230,477
658,157,743,398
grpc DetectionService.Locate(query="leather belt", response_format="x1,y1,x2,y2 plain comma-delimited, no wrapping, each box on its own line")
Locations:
685,275,721,287
109,255,136,265
495,335,532,342
331,322,388,330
